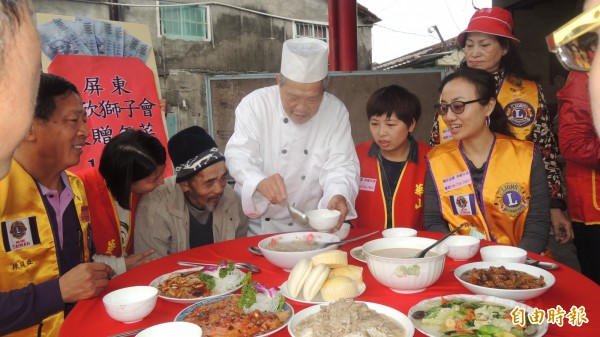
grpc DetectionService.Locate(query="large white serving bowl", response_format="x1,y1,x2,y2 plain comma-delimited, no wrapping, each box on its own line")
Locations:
480,245,527,263
288,301,414,337
454,261,555,301
306,209,341,231
444,235,480,261
136,322,202,337
362,237,448,294
258,232,340,271
103,286,158,323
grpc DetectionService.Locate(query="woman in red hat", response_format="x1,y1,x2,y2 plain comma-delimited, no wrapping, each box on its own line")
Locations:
428,7,573,245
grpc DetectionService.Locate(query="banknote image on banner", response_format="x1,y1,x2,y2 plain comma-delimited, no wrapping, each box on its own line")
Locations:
37,17,150,62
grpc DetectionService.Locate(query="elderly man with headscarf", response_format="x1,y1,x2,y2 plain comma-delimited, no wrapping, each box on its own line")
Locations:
135,126,248,257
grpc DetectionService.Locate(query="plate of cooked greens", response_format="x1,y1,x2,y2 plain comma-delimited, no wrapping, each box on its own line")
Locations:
408,294,548,337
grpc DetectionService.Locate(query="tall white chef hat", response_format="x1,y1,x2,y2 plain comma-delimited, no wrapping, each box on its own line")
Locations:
280,37,329,83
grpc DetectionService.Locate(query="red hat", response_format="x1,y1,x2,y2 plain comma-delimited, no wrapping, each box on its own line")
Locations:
457,7,520,46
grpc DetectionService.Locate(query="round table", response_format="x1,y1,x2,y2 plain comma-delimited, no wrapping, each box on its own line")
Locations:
59,229,599,337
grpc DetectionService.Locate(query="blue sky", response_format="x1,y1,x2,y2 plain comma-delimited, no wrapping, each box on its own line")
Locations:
358,0,493,63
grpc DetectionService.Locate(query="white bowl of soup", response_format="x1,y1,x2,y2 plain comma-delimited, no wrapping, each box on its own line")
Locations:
362,237,448,294
258,232,340,271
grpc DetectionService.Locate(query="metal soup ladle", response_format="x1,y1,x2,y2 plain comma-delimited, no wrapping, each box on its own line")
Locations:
413,223,468,258
287,201,309,226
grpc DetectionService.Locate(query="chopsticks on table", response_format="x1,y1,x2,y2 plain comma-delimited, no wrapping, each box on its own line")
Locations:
107,328,145,337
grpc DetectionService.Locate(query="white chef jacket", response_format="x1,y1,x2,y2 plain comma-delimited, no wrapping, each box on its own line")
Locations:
224,85,359,235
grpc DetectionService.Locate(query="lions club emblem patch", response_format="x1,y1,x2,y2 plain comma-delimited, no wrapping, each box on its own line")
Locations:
9,221,27,239
495,183,529,216
505,101,535,128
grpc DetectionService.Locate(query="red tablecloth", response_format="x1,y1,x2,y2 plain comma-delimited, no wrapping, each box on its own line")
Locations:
59,230,599,337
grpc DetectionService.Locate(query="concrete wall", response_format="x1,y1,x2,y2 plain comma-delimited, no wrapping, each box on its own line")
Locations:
32,0,374,133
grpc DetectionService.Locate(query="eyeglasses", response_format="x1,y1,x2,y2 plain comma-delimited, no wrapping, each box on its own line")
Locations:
546,3,600,71
434,98,487,115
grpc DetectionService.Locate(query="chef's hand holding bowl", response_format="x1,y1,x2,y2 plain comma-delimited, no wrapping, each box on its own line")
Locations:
306,209,341,231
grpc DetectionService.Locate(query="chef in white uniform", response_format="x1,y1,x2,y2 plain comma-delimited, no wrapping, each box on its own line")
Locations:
224,37,359,236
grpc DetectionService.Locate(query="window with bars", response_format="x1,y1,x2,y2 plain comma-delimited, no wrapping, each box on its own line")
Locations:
294,22,328,42
159,1,210,41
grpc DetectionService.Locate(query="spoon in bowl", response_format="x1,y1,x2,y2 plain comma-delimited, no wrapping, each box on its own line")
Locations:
413,223,468,258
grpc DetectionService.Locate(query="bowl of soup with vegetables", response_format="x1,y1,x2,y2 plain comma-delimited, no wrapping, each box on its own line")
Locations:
362,237,448,294
258,232,340,271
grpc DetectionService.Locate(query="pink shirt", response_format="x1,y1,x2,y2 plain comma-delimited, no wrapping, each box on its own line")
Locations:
38,172,74,249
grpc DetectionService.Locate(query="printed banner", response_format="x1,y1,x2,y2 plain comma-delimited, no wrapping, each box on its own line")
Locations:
48,55,172,175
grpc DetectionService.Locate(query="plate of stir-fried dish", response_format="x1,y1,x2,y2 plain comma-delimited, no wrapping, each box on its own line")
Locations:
150,261,251,304
175,282,293,337
453,262,555,301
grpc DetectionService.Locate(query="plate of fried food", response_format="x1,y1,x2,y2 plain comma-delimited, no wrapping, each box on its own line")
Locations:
408,294,548,337
454,261,555,301
150,261,250,304
175,282,293,337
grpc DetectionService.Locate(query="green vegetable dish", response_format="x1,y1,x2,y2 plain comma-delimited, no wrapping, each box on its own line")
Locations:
410,297,541,337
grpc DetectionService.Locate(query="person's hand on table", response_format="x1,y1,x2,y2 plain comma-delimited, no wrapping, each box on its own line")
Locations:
59,262,112,303
257,174,287,204
550,208,574,243
125,249,155,271
327,194,349,233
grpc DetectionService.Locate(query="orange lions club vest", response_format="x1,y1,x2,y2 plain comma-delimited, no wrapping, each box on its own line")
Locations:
0,160,91,337
427,134,534,245
354,141,430,230
438,75,538,142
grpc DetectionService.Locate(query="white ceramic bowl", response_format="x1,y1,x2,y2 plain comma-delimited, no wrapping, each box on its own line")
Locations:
288,301,415,337
306,209,341,231
362,237,448,294
136,322,202,337
382,228,418,238
454,261,555,301
258,232,340,271
444,235,480,261
103,286,158,323
480,245,527,263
